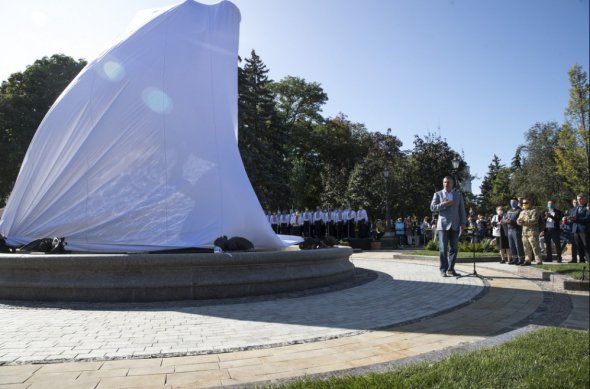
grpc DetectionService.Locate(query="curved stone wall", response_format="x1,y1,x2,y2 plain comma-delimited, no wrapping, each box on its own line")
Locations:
0,247,354,302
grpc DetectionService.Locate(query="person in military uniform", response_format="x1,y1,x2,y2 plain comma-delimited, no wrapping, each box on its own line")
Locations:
516,198,543,265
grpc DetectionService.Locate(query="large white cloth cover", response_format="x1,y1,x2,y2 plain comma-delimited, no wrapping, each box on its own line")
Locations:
0,0,292,252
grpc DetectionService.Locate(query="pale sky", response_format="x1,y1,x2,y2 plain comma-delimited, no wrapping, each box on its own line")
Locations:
1,0,589,194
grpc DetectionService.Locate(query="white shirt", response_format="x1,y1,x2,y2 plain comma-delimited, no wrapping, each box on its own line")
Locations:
313,210,324,223
280,213,290,224
357,209,368,222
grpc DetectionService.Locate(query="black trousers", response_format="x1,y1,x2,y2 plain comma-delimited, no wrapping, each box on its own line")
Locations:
544,228,562,261
573,231,589,262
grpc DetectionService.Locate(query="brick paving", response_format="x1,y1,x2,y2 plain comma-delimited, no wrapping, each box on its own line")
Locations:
0,251,587,388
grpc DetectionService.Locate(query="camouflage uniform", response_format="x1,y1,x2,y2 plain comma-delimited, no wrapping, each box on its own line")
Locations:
517,208,543,264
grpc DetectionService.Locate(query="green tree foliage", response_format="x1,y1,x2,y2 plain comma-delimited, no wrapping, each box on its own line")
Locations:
563,64,589,193
510,122,564,205
555,122,587,197
316,115,368,208
478,154,513,214
237,50,289,210
479,155,512,213
0,54,86,205
269,75,330,210
346,130,404,222
270,75,327,127
408,133,465,217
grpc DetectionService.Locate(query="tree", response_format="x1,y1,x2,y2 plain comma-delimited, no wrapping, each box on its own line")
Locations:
346,130,404,222
510,122,563,205
270,75,329,209
270,76,327,127
316,115,368,208
555,122,587,197
480,155,512,213
407,133,465,218
0,54,86,205
563,64,590,193
237,50,289,210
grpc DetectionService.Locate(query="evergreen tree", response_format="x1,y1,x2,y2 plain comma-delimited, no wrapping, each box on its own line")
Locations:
238,50,289,210
480,155,501,212
510,122,562,204
480,155,512,213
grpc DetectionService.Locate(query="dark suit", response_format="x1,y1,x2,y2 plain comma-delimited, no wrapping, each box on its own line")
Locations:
542,208,563,262
571,204,590,263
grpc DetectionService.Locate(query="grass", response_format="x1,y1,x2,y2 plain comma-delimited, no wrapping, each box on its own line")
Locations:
272,327,590,389
535,262,590,281
404,249,499,258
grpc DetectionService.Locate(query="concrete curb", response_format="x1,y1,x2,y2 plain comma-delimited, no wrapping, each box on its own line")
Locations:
391,252,588,291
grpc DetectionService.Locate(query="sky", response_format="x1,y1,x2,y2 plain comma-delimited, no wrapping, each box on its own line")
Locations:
0,0,588,195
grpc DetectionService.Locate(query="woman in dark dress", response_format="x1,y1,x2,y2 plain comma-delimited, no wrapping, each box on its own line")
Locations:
491,206,511,263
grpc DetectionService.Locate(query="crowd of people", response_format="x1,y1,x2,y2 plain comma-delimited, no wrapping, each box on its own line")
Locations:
266,206,370,239
265,181,589,276
454,196,590,266
483,195,590,266
430,176,589,277
266,206,437,245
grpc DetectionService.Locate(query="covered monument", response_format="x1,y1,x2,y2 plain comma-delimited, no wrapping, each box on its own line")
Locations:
0,0,295,252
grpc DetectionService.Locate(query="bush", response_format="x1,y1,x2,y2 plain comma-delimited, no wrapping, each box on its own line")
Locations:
426,239,498,253
425,240,438,251
459,240,498,253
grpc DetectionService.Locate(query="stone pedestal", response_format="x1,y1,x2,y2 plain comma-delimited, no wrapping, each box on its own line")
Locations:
0,247,354,302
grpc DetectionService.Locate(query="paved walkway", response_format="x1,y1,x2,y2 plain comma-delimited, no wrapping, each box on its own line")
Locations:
0,251,588,388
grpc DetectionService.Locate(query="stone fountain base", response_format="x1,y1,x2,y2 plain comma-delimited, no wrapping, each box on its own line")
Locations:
0,247,354,302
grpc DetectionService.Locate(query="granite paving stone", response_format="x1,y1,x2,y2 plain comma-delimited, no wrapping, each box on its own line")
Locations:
0,252,587,388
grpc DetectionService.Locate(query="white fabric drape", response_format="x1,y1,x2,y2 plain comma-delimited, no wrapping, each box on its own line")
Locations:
0,0,296,252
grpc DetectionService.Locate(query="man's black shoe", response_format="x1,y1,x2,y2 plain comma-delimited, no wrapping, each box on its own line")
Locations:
448,270,459,276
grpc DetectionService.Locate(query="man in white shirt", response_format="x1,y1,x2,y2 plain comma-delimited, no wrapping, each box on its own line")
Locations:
313,206,324,237
280,210,290,235
347,207,357,239
270,211,279,234
302,208,312,237
357,207,369,238
290,209,302,236
335,207,344,240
